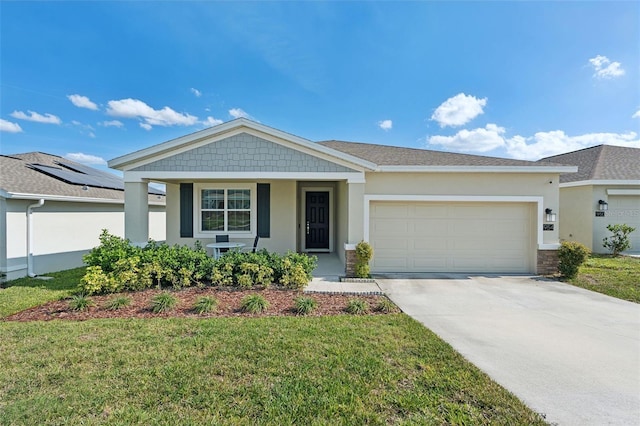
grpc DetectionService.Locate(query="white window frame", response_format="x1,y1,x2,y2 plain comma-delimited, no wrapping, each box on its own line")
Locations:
194,183,257,238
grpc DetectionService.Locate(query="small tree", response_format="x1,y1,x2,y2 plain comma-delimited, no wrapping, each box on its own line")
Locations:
354,241,374,278
558,241,590,279
603,224,636,256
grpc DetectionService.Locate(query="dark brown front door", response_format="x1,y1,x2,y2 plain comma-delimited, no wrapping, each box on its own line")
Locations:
305,191,329,250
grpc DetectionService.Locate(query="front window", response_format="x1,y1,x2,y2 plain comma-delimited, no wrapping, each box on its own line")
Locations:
200,188,251,232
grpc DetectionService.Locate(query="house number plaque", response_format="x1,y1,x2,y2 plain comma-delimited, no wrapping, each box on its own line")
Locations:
543,224,554,231
595,211,605,217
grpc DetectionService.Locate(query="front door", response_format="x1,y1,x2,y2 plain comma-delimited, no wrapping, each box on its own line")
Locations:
305,191,330,250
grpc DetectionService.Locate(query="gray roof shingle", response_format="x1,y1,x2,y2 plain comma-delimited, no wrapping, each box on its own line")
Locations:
0,152,164,203
317,140,560,167
538,145,640,183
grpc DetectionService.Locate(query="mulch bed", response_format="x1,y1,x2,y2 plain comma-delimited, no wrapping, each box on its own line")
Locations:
4,287,392,322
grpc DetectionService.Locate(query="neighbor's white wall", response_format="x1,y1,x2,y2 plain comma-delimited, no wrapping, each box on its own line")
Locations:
0,197,7,279
3,199,166,279
364,172,561,245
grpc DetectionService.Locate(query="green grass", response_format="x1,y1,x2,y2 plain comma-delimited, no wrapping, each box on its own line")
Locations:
567,255,640,303
0,315,546,425
0,268,84,318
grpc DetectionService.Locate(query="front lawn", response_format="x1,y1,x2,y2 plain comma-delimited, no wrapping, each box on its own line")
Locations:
567,255,640,303
0,268,83,318
0,315,546,425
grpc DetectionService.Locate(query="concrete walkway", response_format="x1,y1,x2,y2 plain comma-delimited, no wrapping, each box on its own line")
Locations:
376,274,640,426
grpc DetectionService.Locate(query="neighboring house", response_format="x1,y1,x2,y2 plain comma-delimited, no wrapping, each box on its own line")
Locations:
109,118,576,276
539,145,640,254
0,152,166,280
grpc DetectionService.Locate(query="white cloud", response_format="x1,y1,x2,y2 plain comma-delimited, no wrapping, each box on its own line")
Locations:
10,110,61,124
99,120,124,128
64,152,107,165
202,116,223,127
106,98,198,129
428,123,506,152
632,110,640,119
431,93,487,127
190,88,202,97
588,55,625,79
506,130,640,160
378,119,392,131
229,108,251,119
67,94,98,110
0,118,23,133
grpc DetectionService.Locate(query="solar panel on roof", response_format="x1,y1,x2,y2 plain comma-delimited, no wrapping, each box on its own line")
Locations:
29,164,126,191
28,163,165,195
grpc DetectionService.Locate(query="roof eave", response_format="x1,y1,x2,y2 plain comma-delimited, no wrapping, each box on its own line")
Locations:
1,190,165,205
376,165,578,173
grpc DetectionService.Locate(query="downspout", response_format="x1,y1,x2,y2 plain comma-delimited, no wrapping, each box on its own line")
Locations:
27,199,45,277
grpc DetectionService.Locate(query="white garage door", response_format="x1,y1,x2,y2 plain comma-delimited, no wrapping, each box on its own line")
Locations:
369,202,535,273
607,196,640,252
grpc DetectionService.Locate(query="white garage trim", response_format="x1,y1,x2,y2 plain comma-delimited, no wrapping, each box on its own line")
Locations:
607,189,640,196
363,195,545,248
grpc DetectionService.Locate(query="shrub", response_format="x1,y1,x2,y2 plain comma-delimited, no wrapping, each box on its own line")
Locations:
293,296,317,315
240,294,269,314
69,294,94,311
354,241,374,278
193,296,218,314
105,296,131,311
346,298,370,315
375,298,398,313
80,266,122,295
151,292,178,313
558,241,590,279
603,224,637,256
83,229,141,273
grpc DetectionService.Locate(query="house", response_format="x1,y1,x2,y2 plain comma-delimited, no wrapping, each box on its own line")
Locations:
108,119,576,276
539,145,640,254
0,152,166,280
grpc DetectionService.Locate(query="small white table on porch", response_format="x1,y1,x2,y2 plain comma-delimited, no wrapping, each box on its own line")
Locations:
206,242,246,259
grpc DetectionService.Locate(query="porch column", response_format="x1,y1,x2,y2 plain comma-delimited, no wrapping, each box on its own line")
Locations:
347,182,365,242
124,181,149,246
345,181,365,277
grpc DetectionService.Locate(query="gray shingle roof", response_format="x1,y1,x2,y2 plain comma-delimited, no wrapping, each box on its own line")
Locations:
317,140,558,167
538,145,640,183
0,152,164,203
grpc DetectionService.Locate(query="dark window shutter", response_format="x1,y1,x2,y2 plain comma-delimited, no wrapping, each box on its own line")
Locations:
180,183,194,238
257,183,270,238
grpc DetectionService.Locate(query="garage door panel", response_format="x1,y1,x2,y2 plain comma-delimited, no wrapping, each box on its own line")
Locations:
370,201,534,273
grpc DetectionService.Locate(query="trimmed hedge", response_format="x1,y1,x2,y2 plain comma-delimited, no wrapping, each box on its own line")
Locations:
81,230,317,294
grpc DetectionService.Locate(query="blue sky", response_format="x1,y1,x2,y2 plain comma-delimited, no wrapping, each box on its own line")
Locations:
1,1,638,169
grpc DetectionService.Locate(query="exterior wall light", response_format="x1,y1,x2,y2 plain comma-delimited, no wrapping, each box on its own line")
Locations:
545,208,556,222
598,200,608,211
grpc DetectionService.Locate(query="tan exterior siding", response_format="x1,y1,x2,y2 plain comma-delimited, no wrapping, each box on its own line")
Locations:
364,172,559,245
166,180,297,254
558,186,593,248
559,184,640,253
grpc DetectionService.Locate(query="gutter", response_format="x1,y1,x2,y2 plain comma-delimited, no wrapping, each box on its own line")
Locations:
26,198,44,277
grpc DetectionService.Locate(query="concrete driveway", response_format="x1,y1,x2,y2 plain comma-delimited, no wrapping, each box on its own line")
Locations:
376,274,640,426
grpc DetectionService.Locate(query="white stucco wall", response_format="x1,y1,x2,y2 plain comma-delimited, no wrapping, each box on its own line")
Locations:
2,199,166,280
